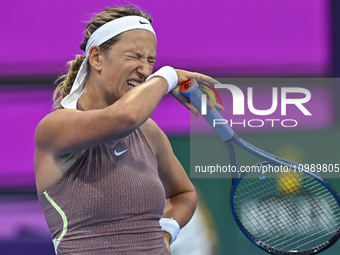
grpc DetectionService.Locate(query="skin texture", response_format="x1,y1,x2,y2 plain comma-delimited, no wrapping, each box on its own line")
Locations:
34,29,223,252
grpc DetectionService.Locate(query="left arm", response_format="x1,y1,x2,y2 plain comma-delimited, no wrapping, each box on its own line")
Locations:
140,119,197,248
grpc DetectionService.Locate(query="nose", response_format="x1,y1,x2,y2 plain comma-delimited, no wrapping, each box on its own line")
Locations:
136,59,153,78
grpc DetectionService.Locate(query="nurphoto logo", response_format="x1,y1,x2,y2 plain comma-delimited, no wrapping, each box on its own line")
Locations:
201,84,312,128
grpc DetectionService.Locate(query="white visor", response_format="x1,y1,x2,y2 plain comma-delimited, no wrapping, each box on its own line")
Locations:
61,15,156,109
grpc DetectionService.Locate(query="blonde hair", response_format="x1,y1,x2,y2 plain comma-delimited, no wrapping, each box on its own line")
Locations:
53,6,152,109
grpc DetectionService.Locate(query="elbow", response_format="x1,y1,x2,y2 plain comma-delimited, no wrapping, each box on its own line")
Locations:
115,103,140,132
191,188,198,210
178,188,198,212
123,110,139,129
186,187,198,215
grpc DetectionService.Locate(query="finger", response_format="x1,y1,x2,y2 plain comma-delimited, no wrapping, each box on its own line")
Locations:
215,103,225,111
208,95,214,110
198,82,218,110
170,88,200,117
183,101,200,117
195,74,221,87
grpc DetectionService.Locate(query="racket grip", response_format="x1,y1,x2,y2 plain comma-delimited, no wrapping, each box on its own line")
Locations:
180,79,235,141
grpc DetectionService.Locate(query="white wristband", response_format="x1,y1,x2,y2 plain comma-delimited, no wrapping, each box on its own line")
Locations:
159,217,180,245
146,66,178,94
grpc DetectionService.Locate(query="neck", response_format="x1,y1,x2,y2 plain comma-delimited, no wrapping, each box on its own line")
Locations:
79,95,89,111
79,83,112,110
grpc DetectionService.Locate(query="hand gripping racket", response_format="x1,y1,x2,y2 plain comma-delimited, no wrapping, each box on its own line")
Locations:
180,79,340,254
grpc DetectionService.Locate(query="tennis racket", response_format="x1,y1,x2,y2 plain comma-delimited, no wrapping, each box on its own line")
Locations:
180,79,340,254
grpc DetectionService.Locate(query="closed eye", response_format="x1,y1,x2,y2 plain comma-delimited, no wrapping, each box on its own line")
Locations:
125,51,156,64
148,58,156,65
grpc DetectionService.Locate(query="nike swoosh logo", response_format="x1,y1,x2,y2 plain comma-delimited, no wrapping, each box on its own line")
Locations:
114,149,128,156
139,20,149,25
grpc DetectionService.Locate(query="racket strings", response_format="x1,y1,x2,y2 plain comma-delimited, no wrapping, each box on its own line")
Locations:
250,178,338,233
234,171,340,251
264,185,340,250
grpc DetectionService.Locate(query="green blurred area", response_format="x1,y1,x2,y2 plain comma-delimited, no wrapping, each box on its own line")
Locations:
169,128,340,255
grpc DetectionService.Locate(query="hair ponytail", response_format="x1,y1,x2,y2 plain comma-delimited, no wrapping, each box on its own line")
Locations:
53,55,86,109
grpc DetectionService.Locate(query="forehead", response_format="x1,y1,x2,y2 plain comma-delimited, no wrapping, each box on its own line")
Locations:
114,29,157,54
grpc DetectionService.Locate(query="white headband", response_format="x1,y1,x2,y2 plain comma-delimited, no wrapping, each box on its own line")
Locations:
61,16,156,109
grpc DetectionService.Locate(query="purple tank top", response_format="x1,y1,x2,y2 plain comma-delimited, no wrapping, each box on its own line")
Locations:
38,128,170,255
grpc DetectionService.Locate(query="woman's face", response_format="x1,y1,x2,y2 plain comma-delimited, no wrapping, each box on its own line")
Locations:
98,29,157,104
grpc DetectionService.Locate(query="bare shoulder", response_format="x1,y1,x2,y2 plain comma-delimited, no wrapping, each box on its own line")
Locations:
140,119,171,157
35,109,76,150
34,109,82,193
139,118,163,138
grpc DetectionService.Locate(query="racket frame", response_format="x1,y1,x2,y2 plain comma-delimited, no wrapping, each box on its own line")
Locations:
180,79,340,255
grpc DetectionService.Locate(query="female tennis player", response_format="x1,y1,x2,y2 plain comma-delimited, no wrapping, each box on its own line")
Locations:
34,6,222,255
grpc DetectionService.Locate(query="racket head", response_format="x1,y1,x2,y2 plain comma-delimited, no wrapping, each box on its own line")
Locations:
230,160,340,254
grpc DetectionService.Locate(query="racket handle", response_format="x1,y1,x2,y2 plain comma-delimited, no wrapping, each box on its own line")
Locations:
180,79,235,141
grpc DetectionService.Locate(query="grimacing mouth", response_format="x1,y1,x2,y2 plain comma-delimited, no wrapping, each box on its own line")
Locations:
127,80,141,88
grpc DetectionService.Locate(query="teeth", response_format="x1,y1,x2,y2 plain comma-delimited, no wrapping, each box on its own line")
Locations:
127,80,141,87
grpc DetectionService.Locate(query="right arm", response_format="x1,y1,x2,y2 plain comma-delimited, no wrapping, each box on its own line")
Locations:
36,69,222,156
35,77,168,156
